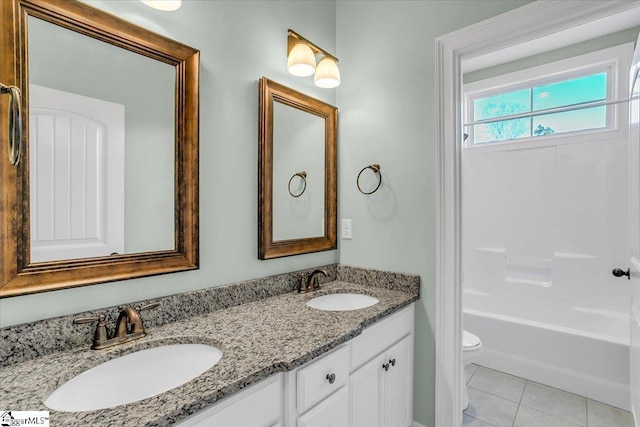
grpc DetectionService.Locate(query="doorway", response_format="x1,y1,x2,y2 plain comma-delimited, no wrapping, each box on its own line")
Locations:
434,2,640,425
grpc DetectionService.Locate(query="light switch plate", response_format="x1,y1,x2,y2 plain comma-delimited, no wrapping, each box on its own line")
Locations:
341,219,352,239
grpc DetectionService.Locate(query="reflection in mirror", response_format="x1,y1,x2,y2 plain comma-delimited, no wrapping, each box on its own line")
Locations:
28,16,175,262
0,0,199,297
272,102,325,240
258,78,337,259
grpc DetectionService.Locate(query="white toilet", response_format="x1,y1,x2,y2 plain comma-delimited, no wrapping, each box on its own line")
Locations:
462,329,483,411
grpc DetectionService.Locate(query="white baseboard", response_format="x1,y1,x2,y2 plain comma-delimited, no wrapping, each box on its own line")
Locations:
413,421,429,427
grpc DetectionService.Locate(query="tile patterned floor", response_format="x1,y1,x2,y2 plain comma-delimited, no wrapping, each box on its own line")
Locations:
463,364,634,427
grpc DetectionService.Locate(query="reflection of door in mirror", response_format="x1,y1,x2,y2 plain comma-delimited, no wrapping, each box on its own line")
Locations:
272,102,325,241
29,84,125,262
27,15,175,261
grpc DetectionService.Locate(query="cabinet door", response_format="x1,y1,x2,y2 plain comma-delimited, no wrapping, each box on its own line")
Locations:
384,335,413,427
297,386,349,427
351,305,413,371
350,353,385,427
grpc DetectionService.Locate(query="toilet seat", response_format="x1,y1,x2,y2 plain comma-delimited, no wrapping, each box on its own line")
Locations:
462,329,483,411
463,330,481,351
462,329,482,411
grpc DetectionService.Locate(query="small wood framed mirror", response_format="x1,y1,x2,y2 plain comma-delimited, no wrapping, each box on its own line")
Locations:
258,78,337,259
0,0,199,297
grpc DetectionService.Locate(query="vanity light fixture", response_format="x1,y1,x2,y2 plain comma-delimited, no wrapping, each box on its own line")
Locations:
287,43,316,77
287,29,340,88
140,0,182,11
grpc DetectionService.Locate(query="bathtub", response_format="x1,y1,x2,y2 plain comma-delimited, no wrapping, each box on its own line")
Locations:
464,307,630,410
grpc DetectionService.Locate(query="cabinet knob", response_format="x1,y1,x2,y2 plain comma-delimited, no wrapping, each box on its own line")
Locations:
382,362,390,372
612,268,631,280
326,373,336,384
389,358,396,367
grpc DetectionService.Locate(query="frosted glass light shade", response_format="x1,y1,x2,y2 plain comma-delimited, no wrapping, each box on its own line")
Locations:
314,57,340,88
287,43,316,77
140,0,182,11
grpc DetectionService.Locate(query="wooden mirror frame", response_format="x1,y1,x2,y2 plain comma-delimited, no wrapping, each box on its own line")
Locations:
0,0,199,297
258,78,337,259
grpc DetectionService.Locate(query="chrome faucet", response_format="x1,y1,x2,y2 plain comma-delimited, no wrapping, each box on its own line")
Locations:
298,268,328,293
73,302,159,350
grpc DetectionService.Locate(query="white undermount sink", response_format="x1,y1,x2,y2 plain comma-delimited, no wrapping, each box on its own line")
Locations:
306,293,379,311
44,343,222,412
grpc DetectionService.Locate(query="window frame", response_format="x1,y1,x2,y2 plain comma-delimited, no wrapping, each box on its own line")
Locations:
463,43,633,150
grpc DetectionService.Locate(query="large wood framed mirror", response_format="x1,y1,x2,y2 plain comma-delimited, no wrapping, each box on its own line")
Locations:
258,78,337,259
0,0,199,297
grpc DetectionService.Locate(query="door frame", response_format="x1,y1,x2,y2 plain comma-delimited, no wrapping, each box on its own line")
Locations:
434,1,640,425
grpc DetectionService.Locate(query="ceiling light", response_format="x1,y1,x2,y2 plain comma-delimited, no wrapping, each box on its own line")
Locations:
140,0,182,11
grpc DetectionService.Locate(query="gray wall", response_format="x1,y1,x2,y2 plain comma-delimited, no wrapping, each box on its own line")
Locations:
335,2,532,425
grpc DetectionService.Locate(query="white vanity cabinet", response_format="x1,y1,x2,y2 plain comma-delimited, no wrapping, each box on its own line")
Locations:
289,303,415,427
176,374,283,427
350,305,414,427
286,343,351,427
176,303,414,427
296,387,349,427
295,344,350,414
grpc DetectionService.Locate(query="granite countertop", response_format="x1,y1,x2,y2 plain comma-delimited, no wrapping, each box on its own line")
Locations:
0,281,418,426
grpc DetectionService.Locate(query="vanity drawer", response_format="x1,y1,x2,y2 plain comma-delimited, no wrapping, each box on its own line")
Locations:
296,344,350,414
350,304,414,371
177,374,282,427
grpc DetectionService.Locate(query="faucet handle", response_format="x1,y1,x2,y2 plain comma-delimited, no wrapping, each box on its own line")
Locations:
73,313,109,349
135,302,159,333
73,313,105,324
137,301,159,312
297,275,307,293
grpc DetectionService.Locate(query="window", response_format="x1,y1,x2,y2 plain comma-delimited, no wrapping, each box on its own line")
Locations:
463,44,631,146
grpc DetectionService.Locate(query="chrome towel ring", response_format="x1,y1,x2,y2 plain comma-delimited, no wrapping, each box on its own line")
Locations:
1,83,22,166
288,171,307,197
357,164,381,195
